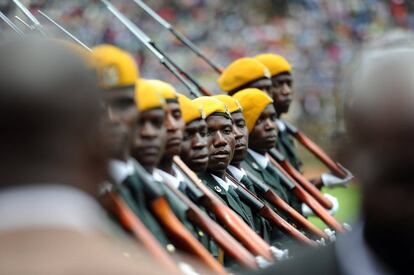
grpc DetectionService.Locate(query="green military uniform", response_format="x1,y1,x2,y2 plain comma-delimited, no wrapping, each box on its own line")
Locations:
226,167,284,246
197,171,259,266
241,151,302,215
198,172,256,228
276,120,302,171
153,169,209,244
112,172,171,247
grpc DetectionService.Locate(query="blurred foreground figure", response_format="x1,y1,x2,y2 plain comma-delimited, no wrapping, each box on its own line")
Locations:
0,36,161,275
249,33,414,275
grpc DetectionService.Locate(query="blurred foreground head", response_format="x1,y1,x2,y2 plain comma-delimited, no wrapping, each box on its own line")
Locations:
0,35,106,196
344,30,414,274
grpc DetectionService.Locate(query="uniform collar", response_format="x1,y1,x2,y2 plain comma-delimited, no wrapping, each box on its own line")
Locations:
248,149,269,169
0,184,113,234
153,168,182,190
227,165,247,182
276,119,286,131
108,158,135,185
211,174,232,192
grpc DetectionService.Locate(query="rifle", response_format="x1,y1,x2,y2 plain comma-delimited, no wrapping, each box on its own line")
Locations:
265,152,346,233
130,0,223,74
269,148,333,209
173,156,274,261
225,173,317,246
243,171,328,239
12,0,48,37
133,161,226,274
101,0,210,98
0,11,24,36
37,10,92,52
101,190,181,273
159,175,258,269
283,121,350,179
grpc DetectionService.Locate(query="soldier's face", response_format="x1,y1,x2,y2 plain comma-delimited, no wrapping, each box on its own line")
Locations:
230,111,249,165
247,77,273,94
206,115,235,173
103,88,138,160
248,104,278,155
180,119,209,172
132,108,166,172
163,101,185,158
270,73,293,116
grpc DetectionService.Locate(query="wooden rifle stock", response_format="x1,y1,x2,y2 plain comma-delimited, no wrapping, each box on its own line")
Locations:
246,174,328,239
163,182,258,269
150,196,226,274
283,121,348,178
266,154,346,233
269,149,333,209
226,173,316,246
132,161,226,274
173,156,274,261
103,192,180,273
262,190,327,239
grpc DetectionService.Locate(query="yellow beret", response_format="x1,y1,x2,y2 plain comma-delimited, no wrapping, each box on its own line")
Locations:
135,79,165,112
255,53,292,77
193,96,229,118
213,95,241,113
92,44,139,89
218,57,271,92
143,79,177,101
233,88,273,133
178,94,204,124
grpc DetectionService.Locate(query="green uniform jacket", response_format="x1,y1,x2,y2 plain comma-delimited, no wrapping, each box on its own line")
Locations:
241,152,302,216
276,127,302,171
154,173,210,247
226,168,284,246
113,174,171,247
197,171,258,267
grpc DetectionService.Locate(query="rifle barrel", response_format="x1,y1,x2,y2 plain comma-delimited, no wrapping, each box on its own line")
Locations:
100,0,199,98
0,11,24,36
12,0,48,36
131,0,223,74
37,10,91,52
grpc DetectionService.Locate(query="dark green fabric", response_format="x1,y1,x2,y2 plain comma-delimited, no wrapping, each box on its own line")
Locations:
238,174,276,243
276,129,302,171
197,171,258,267
115,175,170,247
264,164,303,215
241,153,303,214
197,172,256,229
233,172,289,246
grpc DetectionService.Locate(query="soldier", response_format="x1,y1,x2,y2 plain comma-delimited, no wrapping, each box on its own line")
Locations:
234,89,337,218
214,95,296,257
178,94,209,174
255,53,350,189
0,36,161,275
91,44,171,249
133,79,215,261
193,96,258,233
217,57,272,95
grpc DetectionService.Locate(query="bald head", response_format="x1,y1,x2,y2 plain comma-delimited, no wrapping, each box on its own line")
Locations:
0,35,106,194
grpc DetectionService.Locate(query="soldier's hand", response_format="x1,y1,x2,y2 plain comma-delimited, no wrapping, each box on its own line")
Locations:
321,172,351,188
301,194,339,217
270,246,290,261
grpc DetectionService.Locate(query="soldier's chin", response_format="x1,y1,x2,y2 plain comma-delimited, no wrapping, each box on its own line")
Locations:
276,103,290,115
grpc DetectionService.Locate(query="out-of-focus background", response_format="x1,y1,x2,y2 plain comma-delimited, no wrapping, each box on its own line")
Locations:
1,0,411,227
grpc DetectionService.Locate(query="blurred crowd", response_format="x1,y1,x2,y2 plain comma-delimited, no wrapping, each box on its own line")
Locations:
2,0,413,144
